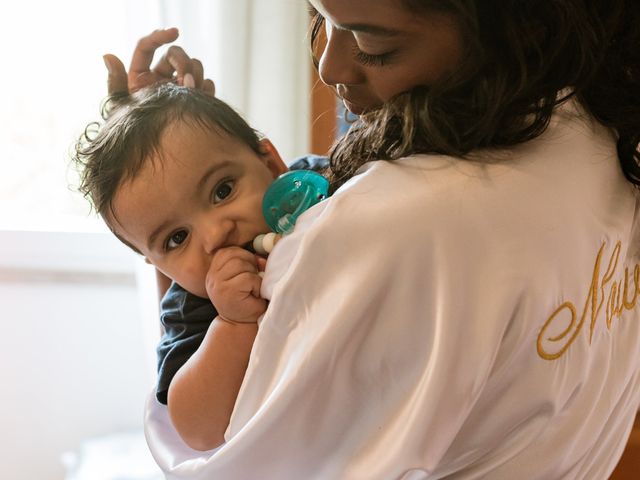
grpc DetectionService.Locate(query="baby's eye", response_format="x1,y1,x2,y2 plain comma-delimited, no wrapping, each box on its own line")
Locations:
212,179,235,203
165,230,188,251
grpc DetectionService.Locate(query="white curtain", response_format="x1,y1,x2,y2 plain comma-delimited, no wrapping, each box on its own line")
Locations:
157,0,311,162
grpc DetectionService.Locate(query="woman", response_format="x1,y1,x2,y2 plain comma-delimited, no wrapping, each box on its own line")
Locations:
106,1,640,478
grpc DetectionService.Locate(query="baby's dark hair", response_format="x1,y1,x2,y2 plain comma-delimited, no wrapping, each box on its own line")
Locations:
310,0,640,192
73,83,262,221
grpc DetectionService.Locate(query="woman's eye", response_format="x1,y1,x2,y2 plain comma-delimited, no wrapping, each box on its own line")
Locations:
352,45,394,67
212,179,235,203
165,230,188,251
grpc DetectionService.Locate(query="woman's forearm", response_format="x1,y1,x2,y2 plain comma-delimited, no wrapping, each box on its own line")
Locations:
167,317,258,451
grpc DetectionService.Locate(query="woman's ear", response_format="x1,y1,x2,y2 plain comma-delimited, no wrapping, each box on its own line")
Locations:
258,139,289,178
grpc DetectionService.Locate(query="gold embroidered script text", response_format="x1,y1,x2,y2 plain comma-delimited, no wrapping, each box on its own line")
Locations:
537,241,640,360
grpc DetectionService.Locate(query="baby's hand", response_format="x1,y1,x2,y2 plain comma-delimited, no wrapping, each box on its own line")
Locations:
206,246,267,323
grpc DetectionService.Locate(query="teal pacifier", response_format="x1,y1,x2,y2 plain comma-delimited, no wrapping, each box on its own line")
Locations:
262,170,329,234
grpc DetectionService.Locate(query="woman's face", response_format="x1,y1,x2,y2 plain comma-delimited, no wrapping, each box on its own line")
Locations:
309,0,464,114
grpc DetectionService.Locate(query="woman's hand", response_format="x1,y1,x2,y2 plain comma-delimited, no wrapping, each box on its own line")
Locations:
103,28,215,95
206,247,268,324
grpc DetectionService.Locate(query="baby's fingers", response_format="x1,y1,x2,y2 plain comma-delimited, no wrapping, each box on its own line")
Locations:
237,272,268,317
210,247,258,276
230,271,264,298
217,272,267,322
256,256,267,272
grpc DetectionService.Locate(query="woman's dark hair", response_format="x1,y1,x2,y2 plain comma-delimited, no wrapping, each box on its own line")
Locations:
73,83,262,220
310,0,640,192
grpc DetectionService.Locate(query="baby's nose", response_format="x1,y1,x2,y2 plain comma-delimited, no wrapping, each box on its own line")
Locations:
201,218,237,255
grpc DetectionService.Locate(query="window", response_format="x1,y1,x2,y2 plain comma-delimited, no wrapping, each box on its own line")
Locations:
0,0,162,232
0,0,311,234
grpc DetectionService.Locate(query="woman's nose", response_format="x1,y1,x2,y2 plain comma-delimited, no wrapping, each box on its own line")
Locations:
318,23,365,87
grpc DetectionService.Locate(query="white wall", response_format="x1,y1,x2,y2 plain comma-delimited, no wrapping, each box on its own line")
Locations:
156,0,312,163
0,230,158,480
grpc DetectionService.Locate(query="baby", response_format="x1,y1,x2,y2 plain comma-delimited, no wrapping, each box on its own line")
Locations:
74,82,327,450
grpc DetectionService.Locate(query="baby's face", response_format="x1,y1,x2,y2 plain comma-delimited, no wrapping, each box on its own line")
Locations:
108,121,287,298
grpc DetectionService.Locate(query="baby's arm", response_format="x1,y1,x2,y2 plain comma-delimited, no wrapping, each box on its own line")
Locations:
167,247,267,451
156,283,215,406
168,317,257,451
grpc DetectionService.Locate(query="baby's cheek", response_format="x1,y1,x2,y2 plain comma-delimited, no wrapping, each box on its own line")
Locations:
175,264,209,299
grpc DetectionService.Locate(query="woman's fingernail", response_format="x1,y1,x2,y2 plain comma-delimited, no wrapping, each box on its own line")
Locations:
183,73,195,88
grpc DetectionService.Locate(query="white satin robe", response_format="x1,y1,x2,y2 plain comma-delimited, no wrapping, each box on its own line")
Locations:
145,102,640,479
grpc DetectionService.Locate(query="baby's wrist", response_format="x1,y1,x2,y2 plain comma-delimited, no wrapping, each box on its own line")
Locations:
216,314,259,325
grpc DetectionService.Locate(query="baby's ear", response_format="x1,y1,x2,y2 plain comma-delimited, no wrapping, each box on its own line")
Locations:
144,257,153,265
258,139,288,178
